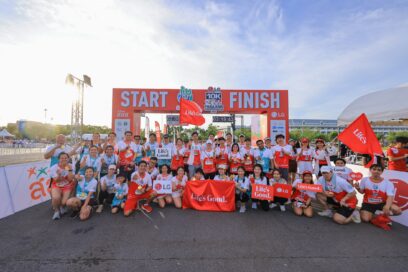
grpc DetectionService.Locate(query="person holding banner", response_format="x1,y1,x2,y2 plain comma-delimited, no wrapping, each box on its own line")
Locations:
111,173,128,214
188,132,202,178
254,140,273,174
215,137,229,171
193,168,205,181
313,139,331,177
171,138,186,175
271,134,292,182
240,137,255,174
171,167,188,208
234,166,250,213
118,131,137,181
354,164,401,223
269,169,289,211
133,135,144,165
296,138,314,175
251,164,270,211
67,167,98,221
201,140,217,179
229,143,243,175
316,166,360,225
214,164,231,181
155,164,174,208
124,161,156,216
158,134,173,167
144,133,158,157
49,152,75,220
291,171,315,218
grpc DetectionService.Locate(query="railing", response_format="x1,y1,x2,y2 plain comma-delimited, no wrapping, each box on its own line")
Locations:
0,143,47,156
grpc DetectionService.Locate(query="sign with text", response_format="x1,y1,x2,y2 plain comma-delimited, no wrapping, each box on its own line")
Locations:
156,148,171,160
296,183,323,193
251,184,274,200
166,115,180,126
153,178,172,194
273,183,292,198
213,116,233,123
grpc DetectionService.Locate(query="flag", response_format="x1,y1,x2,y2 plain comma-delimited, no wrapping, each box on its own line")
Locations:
179,98,205,126
155,121,161,144
338,113,383,167
145,116,150,140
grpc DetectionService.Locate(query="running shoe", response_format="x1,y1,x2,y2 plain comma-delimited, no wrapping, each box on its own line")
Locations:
141,203,153,213
318,209,333,217
52,211,60,220
351,210,361,223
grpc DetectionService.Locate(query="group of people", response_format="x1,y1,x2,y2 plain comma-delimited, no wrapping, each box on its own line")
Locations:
44,131,402,227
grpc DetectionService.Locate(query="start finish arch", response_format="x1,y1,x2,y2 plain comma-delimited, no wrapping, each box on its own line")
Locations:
112,87,289,140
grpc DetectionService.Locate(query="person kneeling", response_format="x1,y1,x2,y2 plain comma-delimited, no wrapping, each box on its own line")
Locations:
234,166,250,213
291,171,315,217
111,173,128,214
171,167,188,208
269,169,288,212
66,167,98,221
123,161,156,216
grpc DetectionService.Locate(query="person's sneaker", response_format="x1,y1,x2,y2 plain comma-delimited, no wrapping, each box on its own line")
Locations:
70,210,79,218
52,211,60,220
279,205,286,212
269,203,277,209
96,204,104,213
351,210,361,223
59,206,68,216
318,209,333,217
251,202,257,209
141,203,153,213
239,205,246,213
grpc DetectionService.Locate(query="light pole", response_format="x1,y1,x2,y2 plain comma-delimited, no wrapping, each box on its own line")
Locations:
65,74,92,143
44,108,47,124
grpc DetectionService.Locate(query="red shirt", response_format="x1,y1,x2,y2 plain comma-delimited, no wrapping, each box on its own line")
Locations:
387,147,407,172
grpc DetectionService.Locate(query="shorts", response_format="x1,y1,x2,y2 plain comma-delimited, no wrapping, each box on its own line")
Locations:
289,160,297,173
124,190,154,213
334,206,354,218
361,203,385,214
51,182,74,193
80,198,97,207
326,197,338,206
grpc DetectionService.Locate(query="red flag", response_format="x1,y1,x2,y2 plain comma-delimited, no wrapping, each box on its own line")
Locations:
338,113,383,167
179,98,205,126
155,121,161,144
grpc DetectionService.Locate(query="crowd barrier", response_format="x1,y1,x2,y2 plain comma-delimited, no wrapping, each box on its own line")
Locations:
0,160,51,219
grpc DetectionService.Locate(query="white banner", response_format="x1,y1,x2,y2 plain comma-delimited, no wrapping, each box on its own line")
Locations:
5,160,51,213
348,164,408,227
153,178,172,194
0,167,14,219
156,148,171,160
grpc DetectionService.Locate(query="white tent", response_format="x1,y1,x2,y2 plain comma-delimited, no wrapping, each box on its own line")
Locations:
338,84,408,125
0,129,15,138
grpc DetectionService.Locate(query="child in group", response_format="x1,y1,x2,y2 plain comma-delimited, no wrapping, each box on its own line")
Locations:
333,158,353,184
291,171,315,217
269,169,288,212
214,164,230,181
111,173,128,214
193,168,206,181
155,164,174,208
251,164,269,211
233,166,250,213
171,167,188,208
66,167,98,221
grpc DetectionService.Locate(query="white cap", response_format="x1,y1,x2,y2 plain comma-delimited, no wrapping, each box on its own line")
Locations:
320,166,332,173
206,140,212,144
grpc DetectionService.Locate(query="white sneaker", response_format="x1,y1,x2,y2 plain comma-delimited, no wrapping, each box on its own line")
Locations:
318,209,333,217
252,202,257,209
59,206,68,215
269,203,277,209
239,206,246,213
280,205,286,212
96,204,104,213
52,211,60,220
351,210,361,223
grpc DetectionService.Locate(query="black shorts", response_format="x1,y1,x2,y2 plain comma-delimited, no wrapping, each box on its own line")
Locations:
80,198,97,207
289,160,297,173
361,203,385,214
326,197,338,206
334,206,354,218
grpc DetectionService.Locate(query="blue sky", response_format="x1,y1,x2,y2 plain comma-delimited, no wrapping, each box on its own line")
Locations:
0,0,407,127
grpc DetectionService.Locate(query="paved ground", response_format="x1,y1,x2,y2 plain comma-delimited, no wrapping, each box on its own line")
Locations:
0,202,407,272
0,153,44,166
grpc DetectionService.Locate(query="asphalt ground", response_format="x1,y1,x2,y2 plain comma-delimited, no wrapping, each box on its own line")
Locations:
0,201,407,272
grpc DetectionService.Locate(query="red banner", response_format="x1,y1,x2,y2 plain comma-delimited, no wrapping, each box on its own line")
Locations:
155,121,161,144
182,180,235,212
251,184,274,200
273,183,292,198
296,183,323,193
179,98,206,126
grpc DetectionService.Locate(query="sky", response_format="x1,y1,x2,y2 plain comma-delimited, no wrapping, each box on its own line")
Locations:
0,0,408,129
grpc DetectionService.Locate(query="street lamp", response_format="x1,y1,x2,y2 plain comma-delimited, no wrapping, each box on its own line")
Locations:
65,74,92,143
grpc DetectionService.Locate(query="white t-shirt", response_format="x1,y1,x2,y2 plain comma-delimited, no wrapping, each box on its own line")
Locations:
333,166,353,181
130,172,153,187
76,177,98,200
214,175,231,181
147,167,159,180
229,151,243,161
113,182,129,197
49,163,73,187
171,175,187,197
292,179,316,201
101,174,117,194
359,177,395,204
215,146,230,157
46,144,73,166
234,176,250,191
117,141,138,152
172,146,186,157
200,150,215,161
82,155,102,172
317,175,354,194
240,146,254,157
271,145,293,158
252,176,268,185
253,148,273,160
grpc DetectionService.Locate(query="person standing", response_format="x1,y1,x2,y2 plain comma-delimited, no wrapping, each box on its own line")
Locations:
254,140,273,174
187,132,202,178
201,140,217,179
117,131,137,181
44,134,79,167
386,136,408,172
271,134,292,182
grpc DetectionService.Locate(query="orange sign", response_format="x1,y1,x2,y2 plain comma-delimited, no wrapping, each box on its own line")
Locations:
112,87,289,140
251,184,274,200
296,183,323,193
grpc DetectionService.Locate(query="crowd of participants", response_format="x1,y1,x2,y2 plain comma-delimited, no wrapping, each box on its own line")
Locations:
44,131,403,226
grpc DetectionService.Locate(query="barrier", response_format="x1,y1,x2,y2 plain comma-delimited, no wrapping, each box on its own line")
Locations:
348,164,408,227
0,160,51,219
